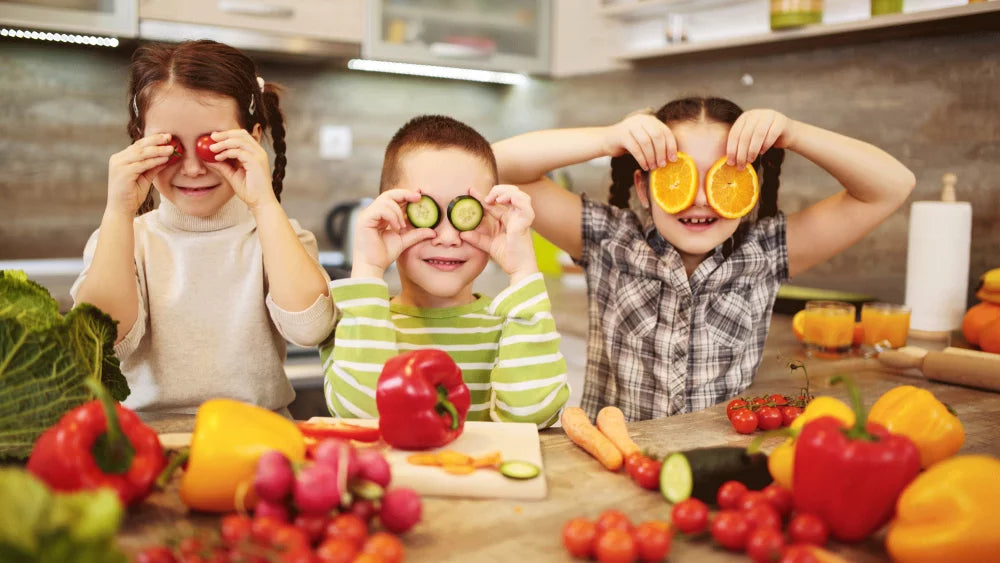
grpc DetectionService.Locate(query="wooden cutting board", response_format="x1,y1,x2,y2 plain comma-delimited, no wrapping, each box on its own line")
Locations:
158,419,547,501
308,417,547,501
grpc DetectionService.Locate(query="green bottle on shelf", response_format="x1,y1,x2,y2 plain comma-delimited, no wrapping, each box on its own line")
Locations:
770,0,823,30
871,0,903,15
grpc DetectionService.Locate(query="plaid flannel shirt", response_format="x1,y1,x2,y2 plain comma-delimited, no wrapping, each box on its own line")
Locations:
576,195,788,421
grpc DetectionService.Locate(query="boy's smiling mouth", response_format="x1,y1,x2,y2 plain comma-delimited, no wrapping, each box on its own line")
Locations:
424,257,467,271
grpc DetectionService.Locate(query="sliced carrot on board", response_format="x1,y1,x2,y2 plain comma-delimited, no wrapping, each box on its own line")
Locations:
442,464,477,475
406,453,441,466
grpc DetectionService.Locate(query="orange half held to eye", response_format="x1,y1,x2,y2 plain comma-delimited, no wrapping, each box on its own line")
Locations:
649,152,698,215
705,157,760,219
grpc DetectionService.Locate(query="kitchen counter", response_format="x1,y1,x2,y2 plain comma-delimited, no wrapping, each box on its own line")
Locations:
119,317,1000,561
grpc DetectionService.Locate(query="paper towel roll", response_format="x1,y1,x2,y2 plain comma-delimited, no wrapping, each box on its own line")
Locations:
905,200,972,332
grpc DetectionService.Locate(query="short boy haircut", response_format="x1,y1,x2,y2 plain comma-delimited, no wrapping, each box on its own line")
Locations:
379,115,499,192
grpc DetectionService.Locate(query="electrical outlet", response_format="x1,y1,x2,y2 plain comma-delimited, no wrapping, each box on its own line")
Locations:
319,125,352,160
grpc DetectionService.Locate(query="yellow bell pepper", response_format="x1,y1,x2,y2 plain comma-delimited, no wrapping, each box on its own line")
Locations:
768,396,855,489
867,385,964,468
887,455,1000,563
179,399,305,512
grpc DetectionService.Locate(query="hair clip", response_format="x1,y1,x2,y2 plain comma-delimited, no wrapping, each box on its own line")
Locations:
131,94,138,117
257,76,265,92
248,76,265,116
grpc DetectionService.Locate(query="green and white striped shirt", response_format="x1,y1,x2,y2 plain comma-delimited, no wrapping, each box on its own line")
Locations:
320,273,569,428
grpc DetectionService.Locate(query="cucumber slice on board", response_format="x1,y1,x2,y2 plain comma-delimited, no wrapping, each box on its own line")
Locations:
659,447,771,504
499,460,540,480
407,195,441,228
447,196,484,231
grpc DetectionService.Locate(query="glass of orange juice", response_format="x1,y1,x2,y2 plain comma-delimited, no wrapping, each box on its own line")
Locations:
803,300,856,358
861,302,911,356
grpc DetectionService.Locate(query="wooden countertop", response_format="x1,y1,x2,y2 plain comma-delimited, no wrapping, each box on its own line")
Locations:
118,316,1000,561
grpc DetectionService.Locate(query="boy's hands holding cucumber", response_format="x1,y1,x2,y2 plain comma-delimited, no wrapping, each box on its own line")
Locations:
350,189,436,279
459,184,539,286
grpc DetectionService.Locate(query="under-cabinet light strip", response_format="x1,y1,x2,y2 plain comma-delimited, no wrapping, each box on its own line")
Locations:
1,27,119,48
348,58,528,86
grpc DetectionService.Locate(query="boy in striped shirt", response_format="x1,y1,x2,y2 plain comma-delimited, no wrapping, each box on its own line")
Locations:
319,115,569,427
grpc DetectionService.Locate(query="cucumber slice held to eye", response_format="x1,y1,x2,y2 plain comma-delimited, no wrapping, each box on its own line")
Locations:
406,195,441,228
447,195,484,232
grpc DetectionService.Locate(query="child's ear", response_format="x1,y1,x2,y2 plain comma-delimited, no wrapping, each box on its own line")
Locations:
251,123,263,142
633,169,650,209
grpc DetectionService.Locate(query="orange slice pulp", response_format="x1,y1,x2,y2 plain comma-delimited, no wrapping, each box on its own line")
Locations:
705,157,760,219
649,152,698,215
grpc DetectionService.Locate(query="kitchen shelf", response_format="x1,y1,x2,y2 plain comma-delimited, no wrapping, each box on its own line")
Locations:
383,4,537,32
600,0,757,19
611,1,1000,62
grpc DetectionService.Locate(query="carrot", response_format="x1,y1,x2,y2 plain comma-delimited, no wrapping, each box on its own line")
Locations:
596,406,641,458
561,407,623,471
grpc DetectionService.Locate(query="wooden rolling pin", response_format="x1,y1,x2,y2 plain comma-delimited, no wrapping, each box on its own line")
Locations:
876,346,1000,392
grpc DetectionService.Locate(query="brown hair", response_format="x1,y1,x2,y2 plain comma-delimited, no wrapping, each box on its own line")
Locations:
379,115,498,192
609,97,784,254
127,40,288,214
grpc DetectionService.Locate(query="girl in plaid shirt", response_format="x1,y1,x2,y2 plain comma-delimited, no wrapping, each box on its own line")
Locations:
493,98,915,421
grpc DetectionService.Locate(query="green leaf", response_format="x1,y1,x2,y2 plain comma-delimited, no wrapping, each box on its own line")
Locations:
0,271,129,459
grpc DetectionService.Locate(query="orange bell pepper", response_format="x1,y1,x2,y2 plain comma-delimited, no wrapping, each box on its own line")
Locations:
179,399,305,512
767,396,855,490
887,455,1000,563
867,385,964,468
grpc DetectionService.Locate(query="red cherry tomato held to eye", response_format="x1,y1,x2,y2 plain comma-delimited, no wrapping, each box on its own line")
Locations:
746,527,786,563
633,458,662,491
633,520,672,562
561,517,598,558
787,513,829,546
594,528,637,563
730,409,758,434
711,510,751,551
716,480,748,510
727,398,748,420
781,406,804,427
670,498,709,534
195,134,219,162
756,406,783,431
166,136,184,166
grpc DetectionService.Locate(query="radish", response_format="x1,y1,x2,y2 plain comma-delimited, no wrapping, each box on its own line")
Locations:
313,439,360,480
254,498,290,522
294,463,342,514
253,450,294,502
349,498,378,524
378,488,421,534
355,449,391,488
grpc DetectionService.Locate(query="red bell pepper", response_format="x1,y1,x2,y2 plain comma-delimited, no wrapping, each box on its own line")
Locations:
376,349,471,450
26,380,166,506
792,375,921,542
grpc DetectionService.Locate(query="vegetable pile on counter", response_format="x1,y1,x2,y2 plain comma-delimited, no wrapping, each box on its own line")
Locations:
0,468,128,563
0,270,129,459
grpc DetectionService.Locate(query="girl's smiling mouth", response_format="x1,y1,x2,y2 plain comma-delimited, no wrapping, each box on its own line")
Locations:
424,257,467,271
677,216,718,230
175,184,220,196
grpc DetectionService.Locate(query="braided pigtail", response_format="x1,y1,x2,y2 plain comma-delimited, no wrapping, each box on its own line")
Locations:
756,147,785,219
608,153,640,209
260,84,286,202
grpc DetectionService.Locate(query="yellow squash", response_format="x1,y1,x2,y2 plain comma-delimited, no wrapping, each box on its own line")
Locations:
179,399,305,512
768,396,855,490
868,385,964,467
887,455,1000,563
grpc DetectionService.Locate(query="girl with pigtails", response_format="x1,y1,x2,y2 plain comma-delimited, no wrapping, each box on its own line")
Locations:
493,98,915,421
72,40,334,418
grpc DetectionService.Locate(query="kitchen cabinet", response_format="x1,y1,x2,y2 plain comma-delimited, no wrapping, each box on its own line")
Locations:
599,0,1000,63
138,0,363,58
364,0,624,76
0,0,137,37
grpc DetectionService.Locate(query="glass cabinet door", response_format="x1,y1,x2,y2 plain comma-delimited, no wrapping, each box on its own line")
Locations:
365,0,551,73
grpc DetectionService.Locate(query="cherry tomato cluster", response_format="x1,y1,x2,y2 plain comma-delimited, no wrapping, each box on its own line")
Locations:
561,509,673,563
136,439,420,563
670,481,830,563
624,452,662,491
727,394,809,435
134,512,406,563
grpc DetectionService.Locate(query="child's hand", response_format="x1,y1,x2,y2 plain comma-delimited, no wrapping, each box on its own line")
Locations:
727,109,798,169
460,185,538,284
106,133,175,216
351,189,436,279
603,113,677,171
202,129,276,211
